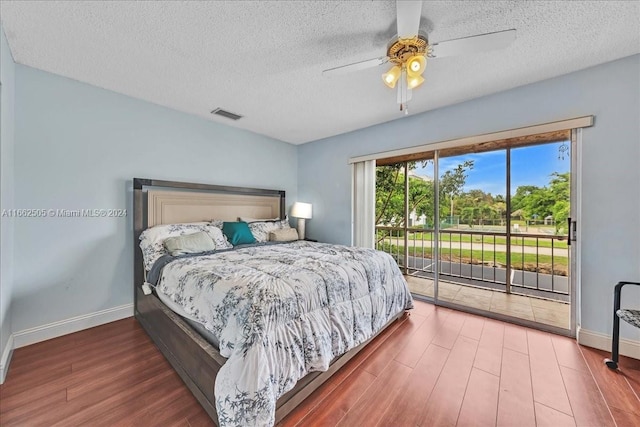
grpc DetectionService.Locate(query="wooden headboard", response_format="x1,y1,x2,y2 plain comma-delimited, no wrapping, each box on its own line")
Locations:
133,178,285,301
147,190,282,227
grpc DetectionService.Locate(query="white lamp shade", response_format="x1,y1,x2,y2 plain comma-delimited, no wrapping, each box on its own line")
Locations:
291,202,312,219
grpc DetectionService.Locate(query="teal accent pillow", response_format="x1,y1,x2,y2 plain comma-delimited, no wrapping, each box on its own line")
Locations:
222,221,256,246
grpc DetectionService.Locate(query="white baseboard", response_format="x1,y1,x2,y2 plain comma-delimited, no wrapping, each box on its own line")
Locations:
0,334,14,384
577,327,640,360
12,304,134,349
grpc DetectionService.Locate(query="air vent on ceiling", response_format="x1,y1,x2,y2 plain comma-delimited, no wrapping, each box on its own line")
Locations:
211,108,243,121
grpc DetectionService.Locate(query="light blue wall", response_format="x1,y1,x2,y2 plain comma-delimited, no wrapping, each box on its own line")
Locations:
298,54,640,340
0,26,16,363
12,65,297,332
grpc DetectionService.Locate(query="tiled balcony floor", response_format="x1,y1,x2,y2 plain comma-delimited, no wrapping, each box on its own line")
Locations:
405,275,571,330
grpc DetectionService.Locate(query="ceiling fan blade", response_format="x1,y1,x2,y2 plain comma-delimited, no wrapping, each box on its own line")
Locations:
322,56,388,77
430,29,516,58
396,1,423,38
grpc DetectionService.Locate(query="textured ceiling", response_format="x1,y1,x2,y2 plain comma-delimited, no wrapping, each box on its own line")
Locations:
1,1,639,144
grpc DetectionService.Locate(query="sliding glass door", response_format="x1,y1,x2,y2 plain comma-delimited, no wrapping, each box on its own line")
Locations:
375,135,576,334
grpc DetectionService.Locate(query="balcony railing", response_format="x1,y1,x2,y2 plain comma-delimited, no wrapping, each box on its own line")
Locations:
376,226,569,301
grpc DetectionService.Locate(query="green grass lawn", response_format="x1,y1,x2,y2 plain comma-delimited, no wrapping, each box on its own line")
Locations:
396,232,569,249
377,243,568,276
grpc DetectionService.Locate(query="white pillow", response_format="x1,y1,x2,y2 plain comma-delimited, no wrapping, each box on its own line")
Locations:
164,231,216,256
139,222,231,270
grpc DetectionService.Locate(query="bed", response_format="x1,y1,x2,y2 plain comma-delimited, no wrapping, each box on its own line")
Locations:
133,178,413,426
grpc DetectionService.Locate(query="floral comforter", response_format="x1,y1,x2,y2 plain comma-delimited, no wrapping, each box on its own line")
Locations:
154,241,413,426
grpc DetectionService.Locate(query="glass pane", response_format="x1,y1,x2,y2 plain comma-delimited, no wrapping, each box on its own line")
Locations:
509,140,571,329
406,160,435,297
375,163,407,269
437,151,507,308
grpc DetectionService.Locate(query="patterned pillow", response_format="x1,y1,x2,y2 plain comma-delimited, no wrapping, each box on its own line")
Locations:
164,231,216,256
203,226,233,250
247,217,291,243
139,222,232,270
209,219,224,229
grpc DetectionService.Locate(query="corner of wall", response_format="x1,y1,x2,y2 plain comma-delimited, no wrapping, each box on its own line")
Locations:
0,329,14,384
0,23,17,383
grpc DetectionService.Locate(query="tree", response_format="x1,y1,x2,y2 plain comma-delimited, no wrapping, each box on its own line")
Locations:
375,157,569,236
440,160,474,221
376,160,473,229
407,175,434,226
493,201,506,225
460,206,477,227
549,172,570,233
375,164,405,226
510,184,554,225
376,162,434,226
440,160,474,198
511,185,540,215
455,188,497,226
509,172,570,232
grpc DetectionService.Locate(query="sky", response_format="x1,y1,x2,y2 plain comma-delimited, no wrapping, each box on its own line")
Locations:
414,141,571,197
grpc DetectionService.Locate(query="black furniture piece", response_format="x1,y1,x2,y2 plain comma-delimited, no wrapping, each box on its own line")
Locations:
604,281,640,369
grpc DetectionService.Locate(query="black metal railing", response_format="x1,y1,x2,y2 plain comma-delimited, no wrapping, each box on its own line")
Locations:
376,226,569,300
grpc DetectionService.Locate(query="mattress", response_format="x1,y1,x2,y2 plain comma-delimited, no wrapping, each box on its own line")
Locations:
155,288,220,349
152,240,413,427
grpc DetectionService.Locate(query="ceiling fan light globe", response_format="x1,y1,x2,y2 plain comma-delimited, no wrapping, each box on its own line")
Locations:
406,55,426,77
407,74,425,89
382,65,401,88
382,74,397,88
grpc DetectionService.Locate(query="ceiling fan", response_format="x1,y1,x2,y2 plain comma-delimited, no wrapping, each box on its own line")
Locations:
322,1,516,114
